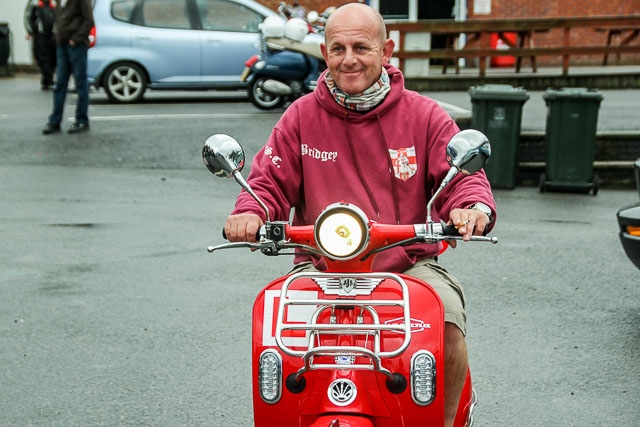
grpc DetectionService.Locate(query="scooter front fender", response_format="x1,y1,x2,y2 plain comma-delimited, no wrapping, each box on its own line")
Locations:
308,415,374,427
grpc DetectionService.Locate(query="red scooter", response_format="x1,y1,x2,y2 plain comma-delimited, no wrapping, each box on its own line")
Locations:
203,130,497,427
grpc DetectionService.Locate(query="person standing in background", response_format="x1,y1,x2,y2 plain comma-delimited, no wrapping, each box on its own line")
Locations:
24,0,57,90
42,0,94,135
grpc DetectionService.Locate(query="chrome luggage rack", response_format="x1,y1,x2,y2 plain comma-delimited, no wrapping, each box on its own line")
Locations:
274,272,412,378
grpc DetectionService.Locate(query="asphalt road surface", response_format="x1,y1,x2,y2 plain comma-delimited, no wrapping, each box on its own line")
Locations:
1,75,639,426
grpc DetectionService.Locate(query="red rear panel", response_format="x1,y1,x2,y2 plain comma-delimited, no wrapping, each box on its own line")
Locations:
252,273,447,427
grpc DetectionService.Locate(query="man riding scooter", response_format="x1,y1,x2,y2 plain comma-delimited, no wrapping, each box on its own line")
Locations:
224,4,496,426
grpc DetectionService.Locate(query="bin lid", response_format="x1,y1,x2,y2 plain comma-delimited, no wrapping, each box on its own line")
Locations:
469,84,529,101
543,87,603,101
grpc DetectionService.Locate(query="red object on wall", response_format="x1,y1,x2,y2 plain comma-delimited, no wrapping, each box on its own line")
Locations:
490,32,516,67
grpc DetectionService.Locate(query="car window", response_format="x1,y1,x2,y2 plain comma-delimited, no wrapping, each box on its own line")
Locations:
196,0,263,33
111,0,137,22
140,0,191,29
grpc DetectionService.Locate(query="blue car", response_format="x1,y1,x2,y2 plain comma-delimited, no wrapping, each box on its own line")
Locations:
88,0,277,103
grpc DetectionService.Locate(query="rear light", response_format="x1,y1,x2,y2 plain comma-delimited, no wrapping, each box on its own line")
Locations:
245,55,260,68
89,26,96,48
626,225,640,236
258,349,282,403
411,350,436,405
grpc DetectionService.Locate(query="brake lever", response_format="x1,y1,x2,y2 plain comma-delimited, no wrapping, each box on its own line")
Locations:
443,235,499,244
208,241,263,253
415,221,499,244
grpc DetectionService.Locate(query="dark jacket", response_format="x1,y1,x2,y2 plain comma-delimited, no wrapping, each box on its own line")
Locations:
24,0,57,37
55,0,94,46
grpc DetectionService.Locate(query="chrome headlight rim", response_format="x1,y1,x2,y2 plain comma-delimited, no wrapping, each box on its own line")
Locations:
314,203,370,260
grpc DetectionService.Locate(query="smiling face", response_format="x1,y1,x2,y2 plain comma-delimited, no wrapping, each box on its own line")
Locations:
321,4,395,96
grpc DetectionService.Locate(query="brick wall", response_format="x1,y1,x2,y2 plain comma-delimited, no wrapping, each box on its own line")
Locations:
256,0,640,65
256,0,639,18
467,0,639,18
466,0,640,65
257,0,360,14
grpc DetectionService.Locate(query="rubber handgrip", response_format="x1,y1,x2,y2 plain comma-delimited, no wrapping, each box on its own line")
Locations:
441,222,459,236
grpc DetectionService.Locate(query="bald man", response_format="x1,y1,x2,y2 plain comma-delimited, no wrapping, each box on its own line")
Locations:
225,5,496,425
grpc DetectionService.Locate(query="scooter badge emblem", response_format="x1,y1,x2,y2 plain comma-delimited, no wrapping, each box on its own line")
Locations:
328,379,357,406
340,277,356,294
313,276,384,296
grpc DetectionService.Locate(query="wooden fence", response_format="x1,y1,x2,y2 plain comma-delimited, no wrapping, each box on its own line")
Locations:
385,15,640,77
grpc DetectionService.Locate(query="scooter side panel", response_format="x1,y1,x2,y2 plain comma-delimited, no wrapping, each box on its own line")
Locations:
251,273,449,427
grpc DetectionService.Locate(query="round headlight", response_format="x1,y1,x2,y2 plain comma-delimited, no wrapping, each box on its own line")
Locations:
314,203,369,260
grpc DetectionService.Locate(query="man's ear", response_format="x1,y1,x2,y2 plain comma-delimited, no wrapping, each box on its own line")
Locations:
321,43,329,63
381,38,395,65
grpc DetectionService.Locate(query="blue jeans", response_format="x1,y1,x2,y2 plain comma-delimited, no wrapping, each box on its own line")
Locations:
49,43,89,126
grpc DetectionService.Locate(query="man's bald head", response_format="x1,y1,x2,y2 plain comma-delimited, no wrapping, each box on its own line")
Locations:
324,3,387,45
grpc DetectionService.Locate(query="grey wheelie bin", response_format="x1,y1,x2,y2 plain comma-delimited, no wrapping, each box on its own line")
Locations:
539,87,603,195
469,84,529,189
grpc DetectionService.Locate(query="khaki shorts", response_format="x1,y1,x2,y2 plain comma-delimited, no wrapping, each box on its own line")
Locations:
402,258,467,336
288,258,467,335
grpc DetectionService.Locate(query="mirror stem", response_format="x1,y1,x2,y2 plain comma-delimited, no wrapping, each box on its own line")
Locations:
233,170,272,223
426,166,458,233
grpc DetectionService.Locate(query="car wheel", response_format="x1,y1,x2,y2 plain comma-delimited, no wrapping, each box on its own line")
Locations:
103,62,147,103
248,77,285,110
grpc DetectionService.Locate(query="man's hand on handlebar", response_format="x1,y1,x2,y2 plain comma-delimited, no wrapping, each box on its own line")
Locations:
447,208,491,247
224,213,264,242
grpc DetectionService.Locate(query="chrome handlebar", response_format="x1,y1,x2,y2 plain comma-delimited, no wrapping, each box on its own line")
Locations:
208,221,497,254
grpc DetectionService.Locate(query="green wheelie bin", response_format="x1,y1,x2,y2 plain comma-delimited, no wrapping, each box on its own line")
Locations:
540,87,603,195
469,84,529,189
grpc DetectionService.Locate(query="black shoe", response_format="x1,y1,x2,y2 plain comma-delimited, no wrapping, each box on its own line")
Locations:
42,122,61,134
41,84,54,90
68,122,90,134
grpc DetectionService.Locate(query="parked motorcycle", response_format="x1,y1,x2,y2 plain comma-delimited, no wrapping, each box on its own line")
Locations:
240,16,326,110
202,129,497,426
616,157,640,269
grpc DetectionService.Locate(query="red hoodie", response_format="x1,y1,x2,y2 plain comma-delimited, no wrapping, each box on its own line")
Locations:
232,64,496,272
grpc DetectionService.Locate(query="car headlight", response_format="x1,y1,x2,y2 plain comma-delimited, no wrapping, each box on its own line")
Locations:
411,350,436,405
314,203,369,260
258,349,282,404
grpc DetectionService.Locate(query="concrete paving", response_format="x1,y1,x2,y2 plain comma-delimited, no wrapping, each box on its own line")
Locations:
1,72,639,427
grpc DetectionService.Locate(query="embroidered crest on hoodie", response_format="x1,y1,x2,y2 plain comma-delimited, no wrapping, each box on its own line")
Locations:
389,147,417,181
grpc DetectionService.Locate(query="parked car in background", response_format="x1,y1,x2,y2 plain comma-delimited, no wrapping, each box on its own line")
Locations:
617,158,640,270
88,0,277,103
